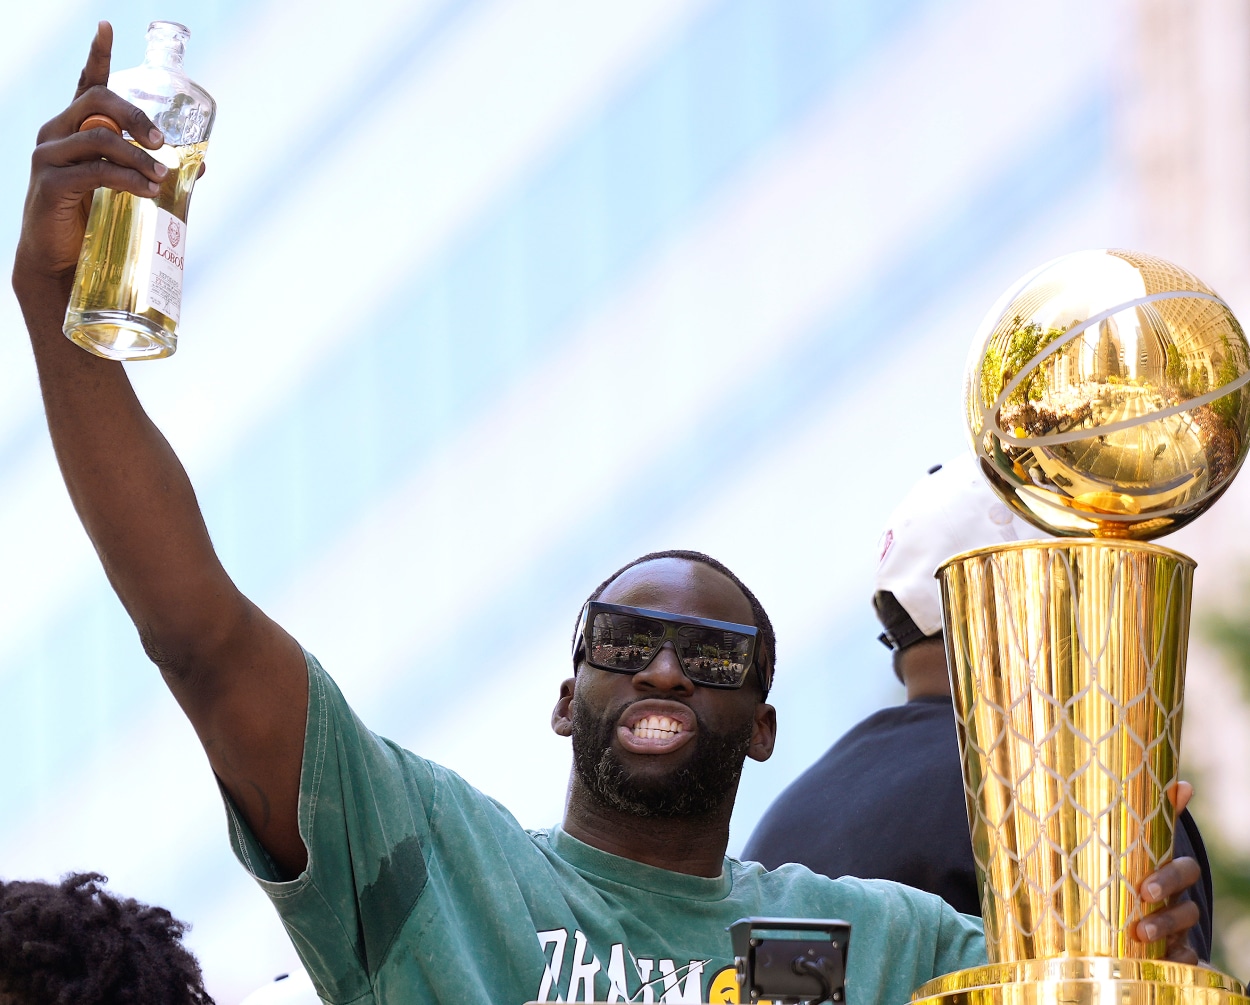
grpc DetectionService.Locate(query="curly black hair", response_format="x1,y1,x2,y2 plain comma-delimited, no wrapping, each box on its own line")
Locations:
0,872,214,1005
574,548,777,696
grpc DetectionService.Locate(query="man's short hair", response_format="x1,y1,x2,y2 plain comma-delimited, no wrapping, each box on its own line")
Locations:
575,549,776,696
0,872,214,1005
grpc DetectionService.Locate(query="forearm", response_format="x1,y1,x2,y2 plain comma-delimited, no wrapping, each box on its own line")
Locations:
20,276,310,872
19,274,242,663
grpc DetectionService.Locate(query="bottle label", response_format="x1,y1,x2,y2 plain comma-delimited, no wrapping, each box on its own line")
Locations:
148,208,186,323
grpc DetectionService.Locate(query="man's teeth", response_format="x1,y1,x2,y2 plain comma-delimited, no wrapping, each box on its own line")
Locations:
632,715,683,739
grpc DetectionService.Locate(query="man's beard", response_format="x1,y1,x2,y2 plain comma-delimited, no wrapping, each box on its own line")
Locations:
571,699,754,818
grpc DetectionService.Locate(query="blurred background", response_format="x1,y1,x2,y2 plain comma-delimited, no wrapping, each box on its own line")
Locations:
2,0,1250,999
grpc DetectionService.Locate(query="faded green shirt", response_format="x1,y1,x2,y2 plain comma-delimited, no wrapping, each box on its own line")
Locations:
224,653,986,1004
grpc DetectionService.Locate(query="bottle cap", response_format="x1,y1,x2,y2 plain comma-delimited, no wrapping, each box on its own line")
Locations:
79,114,122,135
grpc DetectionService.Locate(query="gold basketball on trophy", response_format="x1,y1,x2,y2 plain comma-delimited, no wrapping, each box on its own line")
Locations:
964,249,1250,538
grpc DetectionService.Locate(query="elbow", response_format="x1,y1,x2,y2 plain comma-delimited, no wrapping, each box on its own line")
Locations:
139,624,198,682
136,601,251,686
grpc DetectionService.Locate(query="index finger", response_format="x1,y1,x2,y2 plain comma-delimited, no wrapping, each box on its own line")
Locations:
75,21,113,100
1142,856,1201,903
38,86,163,148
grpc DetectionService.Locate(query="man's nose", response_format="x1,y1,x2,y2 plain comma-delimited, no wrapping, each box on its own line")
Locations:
634,642,695,695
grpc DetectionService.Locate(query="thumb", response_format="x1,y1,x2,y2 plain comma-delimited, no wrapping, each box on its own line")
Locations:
1168,780,1193,815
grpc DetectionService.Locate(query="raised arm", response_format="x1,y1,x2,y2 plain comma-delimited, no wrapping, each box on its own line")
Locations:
12,22,309,877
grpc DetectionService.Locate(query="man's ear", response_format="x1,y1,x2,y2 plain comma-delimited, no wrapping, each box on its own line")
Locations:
747,702,777,762
552,677,576,737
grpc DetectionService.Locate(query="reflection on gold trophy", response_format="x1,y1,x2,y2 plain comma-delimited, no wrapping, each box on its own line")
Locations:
913,250,1250,1005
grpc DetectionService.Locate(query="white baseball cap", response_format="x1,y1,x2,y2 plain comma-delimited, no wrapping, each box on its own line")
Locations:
873,453,1045,649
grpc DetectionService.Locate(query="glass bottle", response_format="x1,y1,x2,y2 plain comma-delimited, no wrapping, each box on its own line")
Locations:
63,21,216,360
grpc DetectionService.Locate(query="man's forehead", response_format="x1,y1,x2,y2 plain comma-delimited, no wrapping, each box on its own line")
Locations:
598,558,754,625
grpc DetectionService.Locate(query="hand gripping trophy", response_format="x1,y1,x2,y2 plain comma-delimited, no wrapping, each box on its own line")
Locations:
912,249,1250,1005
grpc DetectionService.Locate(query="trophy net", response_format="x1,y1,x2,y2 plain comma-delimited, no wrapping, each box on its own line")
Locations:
939,540,1192,963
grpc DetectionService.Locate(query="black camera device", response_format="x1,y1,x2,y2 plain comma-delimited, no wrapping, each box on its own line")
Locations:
728,917,850,1005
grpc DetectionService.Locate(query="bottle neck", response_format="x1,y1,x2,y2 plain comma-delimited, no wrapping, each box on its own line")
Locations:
143,24,188,70
144,42,185,70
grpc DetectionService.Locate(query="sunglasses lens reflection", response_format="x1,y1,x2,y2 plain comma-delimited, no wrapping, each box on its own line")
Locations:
583,607,756,687
676,626,752,686
589,613,665,670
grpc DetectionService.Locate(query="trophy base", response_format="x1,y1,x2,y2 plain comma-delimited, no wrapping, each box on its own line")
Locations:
913,959,1247,1005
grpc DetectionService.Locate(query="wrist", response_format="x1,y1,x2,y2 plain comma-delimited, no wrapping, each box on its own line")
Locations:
12,265,73,326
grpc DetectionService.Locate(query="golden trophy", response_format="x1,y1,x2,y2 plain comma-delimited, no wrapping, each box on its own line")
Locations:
912,250,1250,1005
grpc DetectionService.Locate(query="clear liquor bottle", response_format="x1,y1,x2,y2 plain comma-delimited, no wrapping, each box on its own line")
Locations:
63,21,216,360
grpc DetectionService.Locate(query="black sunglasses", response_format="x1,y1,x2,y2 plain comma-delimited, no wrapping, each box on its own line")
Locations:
573,601,767,692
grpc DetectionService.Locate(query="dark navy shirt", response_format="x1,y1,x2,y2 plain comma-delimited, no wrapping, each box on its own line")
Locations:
743,695,1213,961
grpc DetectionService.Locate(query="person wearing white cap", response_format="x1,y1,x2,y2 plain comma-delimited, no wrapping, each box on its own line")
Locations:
742,455,1214,963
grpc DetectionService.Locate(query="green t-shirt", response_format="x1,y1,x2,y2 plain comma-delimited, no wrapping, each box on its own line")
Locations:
225,653,986,1005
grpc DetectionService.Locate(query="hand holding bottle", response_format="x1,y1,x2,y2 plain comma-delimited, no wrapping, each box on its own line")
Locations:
14,22,167,300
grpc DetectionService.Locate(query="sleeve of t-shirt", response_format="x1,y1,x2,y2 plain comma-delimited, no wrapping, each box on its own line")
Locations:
220,650,440,1004
842,875,986,1002
932,902,988,979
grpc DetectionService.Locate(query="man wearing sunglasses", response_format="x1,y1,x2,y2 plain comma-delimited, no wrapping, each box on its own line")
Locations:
13,24,1206,1005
